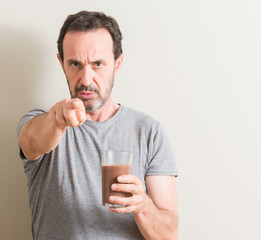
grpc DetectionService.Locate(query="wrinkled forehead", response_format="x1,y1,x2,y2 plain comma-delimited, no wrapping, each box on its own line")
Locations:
63,29,114,61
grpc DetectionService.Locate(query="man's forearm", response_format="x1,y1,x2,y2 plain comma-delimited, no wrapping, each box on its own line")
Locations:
134,196,178,240
19,112,66,160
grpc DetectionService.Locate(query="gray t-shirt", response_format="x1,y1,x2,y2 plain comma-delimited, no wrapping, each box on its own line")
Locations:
17,105,178,240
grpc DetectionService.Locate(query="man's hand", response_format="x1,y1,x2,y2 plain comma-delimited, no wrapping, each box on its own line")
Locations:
108,175,150,213
49,98,87,129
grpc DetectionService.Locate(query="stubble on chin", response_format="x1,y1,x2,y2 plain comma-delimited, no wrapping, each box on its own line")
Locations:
82,98,102,113
82,88,111,113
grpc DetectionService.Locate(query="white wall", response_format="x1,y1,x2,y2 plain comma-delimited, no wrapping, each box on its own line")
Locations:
1,0,260,239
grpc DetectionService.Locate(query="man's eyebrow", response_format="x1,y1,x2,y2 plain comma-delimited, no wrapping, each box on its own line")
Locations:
66,58,107,65
90,59,106,64
67,59,80,64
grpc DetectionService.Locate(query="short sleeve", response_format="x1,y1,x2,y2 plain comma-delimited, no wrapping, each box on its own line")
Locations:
17,109,47,138
146,123,178,176
16,109,47,161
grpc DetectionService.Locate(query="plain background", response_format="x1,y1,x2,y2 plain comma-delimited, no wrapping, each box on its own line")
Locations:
1,0,260,239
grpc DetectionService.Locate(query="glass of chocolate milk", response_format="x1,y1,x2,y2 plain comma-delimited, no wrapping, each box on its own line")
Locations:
101,150,133,208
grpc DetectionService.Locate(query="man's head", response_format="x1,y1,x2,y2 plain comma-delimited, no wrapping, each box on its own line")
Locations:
57,11,123,113
57,11,123,62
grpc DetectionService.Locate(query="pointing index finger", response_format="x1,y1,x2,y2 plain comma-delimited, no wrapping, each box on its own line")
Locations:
71,98,83,110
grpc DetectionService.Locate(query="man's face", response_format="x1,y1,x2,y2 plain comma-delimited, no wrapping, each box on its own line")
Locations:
58,29,122,112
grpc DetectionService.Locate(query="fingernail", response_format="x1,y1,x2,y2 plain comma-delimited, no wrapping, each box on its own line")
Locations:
111,184,117,190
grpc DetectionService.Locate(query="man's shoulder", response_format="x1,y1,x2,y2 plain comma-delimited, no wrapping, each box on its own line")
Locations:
18,108,47,127
23,109,47,117
17,109,47,136
121,106,160,127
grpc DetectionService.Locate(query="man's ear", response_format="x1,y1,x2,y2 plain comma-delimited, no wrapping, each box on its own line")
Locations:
57,54,65,72
115,53,123,74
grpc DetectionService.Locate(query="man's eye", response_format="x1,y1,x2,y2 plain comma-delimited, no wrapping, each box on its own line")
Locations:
72,61,79,67
94,62,103,68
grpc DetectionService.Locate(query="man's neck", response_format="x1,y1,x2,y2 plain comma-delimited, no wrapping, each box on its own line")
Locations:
85,98,120,122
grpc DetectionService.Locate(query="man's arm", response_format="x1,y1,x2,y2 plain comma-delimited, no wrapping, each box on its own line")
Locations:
19,98,86,160
136,175,178,240
109,175,178,240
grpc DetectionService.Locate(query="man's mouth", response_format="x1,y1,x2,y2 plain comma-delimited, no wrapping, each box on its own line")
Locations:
79,91,95,99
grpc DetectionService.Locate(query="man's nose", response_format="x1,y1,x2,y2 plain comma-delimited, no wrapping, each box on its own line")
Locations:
80,66,94,86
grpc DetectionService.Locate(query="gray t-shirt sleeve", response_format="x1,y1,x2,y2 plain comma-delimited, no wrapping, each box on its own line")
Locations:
16,109,47,160
16,109,47,137
146,122,178,176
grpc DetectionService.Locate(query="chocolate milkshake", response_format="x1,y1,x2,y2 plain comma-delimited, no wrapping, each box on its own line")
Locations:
101,150,133,208
102,164,131,206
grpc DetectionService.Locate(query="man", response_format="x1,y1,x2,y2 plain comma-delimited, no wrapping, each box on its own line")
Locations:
17,11,178,240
